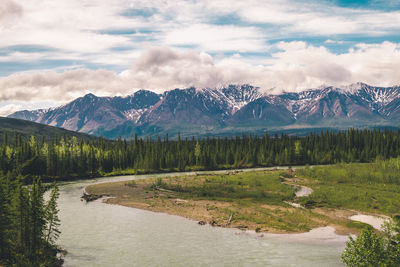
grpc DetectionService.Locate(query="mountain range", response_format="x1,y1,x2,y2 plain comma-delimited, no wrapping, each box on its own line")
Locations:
8,83,400,139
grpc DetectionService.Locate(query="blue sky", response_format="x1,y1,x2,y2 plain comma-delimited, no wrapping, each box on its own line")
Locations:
0,0,400,115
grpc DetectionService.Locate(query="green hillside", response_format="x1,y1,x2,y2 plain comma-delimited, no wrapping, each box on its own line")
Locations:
0,116,97,142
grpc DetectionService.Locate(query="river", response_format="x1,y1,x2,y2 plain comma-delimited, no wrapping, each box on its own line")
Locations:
57,169,347,266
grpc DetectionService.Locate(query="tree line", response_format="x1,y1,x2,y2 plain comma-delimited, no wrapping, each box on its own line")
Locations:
1,128,400,181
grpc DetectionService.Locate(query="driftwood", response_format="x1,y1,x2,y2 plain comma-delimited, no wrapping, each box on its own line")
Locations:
174,198,188,204
226,213,233,226
81,192,102,202
154,186,174,193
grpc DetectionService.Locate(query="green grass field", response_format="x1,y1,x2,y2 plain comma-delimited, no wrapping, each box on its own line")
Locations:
296,159,400,215
156,171,295,204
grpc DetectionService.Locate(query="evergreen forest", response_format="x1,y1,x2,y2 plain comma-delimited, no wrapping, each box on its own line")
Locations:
1,129,400,181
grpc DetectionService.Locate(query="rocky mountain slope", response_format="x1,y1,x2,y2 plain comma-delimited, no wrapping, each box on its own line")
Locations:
8,83,400,138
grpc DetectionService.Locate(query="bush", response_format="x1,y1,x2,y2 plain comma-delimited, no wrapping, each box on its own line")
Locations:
341,228,386,266
342,218,400,266
151,178,167,189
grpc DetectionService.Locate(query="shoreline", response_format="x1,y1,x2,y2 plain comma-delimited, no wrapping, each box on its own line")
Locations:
42,164,320,183
90,194,352,246
92,191,385,239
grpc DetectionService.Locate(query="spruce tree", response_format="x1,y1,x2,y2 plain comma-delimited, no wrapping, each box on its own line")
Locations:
45,182,61,245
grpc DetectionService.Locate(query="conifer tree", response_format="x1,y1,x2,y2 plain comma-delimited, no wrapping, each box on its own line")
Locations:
45,182,61,245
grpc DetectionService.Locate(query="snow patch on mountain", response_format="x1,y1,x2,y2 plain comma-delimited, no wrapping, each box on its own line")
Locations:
124,108,147,123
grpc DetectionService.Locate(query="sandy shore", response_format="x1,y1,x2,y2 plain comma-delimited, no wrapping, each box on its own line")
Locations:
349,214,390,231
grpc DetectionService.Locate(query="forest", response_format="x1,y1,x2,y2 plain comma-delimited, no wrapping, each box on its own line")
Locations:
1,128,400,181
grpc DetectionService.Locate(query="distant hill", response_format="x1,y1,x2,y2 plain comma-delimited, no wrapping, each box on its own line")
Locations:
8,83,400,139
0,117,97,142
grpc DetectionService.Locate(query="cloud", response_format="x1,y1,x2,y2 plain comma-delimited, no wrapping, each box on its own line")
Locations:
0,0,22,23
232,0,400,36
164,24,267,52
0,0,143,59
129,47,225,90
325,39,344,44
1,0,400,78
1,42,400,106
0,69,127,103
260,41,400,91
0,103,23,116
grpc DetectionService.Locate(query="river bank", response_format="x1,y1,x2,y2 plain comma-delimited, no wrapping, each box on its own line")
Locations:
40,164,319,183
86,169,374,234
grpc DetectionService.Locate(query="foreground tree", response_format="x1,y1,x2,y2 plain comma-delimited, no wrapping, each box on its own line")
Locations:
341,227,386,266
342,217,400,267
0,175,11,260
0,177,63,266
45,182,61,245
383,216,400,266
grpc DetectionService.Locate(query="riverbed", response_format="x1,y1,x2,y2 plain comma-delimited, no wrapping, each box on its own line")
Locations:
57,169,346,266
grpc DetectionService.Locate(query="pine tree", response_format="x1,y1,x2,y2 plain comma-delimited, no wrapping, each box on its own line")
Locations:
28,178,46,261
194,141,201,165
0,175,10,260
45,182,61,245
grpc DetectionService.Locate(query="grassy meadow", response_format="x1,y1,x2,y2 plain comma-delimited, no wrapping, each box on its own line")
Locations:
297,158,400,215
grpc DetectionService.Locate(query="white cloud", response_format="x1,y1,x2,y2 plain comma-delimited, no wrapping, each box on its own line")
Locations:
325,39,344,44
232,0,400,36
127,47,225,90
2,0,400,67
0,69,128,103
264,41,400,90
1,42,400,106
0,0,150,67
164,24,267,52
0,0,22,24
0,103,23,116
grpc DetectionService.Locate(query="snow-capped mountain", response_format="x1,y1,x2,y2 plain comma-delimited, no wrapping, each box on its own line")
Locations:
280,86,384,123
8,83,400,138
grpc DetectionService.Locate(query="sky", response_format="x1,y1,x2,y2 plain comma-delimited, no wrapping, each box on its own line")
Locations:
1,0,400,115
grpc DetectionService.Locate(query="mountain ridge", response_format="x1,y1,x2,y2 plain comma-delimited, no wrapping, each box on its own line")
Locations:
8,83,400,138
0,116,97,142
